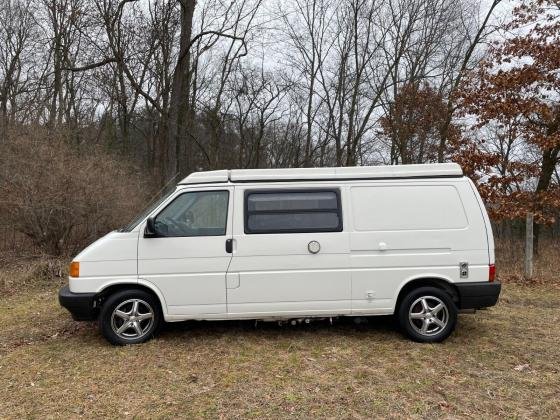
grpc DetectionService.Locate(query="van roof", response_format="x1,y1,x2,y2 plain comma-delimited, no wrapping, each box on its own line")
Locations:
178,163,463,185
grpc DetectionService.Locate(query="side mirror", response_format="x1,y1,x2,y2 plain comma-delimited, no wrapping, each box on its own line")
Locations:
144,217,158,237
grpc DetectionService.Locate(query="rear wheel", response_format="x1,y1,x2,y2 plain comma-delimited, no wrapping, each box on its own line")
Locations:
99,289,161,345
398,286,457,342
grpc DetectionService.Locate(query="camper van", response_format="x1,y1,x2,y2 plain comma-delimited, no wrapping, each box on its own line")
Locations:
59,163,500,345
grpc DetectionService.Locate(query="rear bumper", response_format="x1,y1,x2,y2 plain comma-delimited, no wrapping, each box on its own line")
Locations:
58,285,97,321
455,281,501,310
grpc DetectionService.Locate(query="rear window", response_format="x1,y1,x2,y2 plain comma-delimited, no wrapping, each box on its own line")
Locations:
245,190,342,234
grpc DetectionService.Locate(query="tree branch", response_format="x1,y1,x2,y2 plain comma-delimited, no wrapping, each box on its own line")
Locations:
63,57,118,72
185,31,246,61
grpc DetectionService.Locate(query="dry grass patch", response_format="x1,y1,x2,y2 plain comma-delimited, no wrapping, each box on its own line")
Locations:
1,280,559,418
496,238,560,284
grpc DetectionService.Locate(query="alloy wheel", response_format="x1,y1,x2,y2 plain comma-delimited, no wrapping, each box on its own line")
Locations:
408,295,449,337
110,298,155,340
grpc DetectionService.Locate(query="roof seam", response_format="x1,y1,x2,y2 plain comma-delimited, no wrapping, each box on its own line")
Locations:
178,174,464,185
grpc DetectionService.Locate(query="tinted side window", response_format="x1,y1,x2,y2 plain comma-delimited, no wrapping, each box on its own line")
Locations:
155,190,229,237
245,190,342,234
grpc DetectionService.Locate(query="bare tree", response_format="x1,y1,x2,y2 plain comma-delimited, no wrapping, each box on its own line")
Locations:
436,0,503,162
230,64,290,168
0,0,505,176
281,0,333,166
0,0,36,139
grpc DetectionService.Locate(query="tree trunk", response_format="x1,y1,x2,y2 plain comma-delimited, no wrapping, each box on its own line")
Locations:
0,97,7,141
533,146,560,255
167,0,196,179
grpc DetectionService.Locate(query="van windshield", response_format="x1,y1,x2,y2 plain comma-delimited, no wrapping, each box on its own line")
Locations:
119,189,176,232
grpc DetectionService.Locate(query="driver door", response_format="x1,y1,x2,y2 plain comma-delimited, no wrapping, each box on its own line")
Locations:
138,188,233,317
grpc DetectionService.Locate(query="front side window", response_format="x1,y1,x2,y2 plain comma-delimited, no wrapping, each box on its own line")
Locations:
154,190,229,237
245,190,342,234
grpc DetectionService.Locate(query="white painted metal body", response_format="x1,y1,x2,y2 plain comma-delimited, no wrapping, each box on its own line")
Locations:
69,164,494,322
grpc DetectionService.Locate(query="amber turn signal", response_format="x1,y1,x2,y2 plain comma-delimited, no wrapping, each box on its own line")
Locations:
69,261,80,278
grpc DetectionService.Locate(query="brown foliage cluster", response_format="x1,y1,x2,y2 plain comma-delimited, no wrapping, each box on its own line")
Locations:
455,0,560,224
380,83,459,164
0,127,150,255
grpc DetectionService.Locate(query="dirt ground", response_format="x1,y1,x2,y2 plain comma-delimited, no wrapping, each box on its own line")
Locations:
1,269,559,418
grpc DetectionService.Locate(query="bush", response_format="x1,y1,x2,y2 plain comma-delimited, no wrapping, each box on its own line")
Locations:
0,127,150,255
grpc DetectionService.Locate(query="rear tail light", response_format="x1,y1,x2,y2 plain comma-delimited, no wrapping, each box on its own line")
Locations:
489,264,496,282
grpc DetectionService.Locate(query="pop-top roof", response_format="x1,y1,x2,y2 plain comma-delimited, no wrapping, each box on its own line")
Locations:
179,163,463,185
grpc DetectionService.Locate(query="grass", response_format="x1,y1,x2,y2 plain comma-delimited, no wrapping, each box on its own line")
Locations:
0,242,559,418
495,238,560,284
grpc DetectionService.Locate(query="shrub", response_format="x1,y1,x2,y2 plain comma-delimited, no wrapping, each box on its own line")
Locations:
0,127,150,255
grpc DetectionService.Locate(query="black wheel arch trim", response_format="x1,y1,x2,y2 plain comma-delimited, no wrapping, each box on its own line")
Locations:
59,283,165,322
396,278,501,311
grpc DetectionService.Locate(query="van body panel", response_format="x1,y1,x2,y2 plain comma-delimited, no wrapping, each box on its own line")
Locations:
467,177,495,264
68,231,138,293
225,184,351,317
73,230,138,264
347,179,489,313
226,299,354,318
350,184,468,231
136,186,234,316
69,276,139,294
136,278,168,314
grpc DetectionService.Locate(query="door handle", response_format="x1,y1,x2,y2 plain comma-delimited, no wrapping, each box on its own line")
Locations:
225,239,233,253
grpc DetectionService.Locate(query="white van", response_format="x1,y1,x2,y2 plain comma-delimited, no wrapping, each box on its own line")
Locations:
59,163,500,345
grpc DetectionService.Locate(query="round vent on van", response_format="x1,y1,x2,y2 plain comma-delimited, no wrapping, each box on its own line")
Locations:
308,240,321,254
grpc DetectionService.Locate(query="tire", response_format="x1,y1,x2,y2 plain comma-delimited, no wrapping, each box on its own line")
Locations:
397,286,457,343
99,289,162,345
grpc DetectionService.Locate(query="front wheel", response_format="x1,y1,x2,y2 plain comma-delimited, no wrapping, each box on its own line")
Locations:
398,287,457,343
99,289,162,345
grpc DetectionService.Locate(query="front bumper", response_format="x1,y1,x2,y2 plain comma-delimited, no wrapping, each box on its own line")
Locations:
58,285,98,321
455,281,501,310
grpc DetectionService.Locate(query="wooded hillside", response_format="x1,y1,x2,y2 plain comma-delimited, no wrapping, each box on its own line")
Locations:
1,0,559,255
